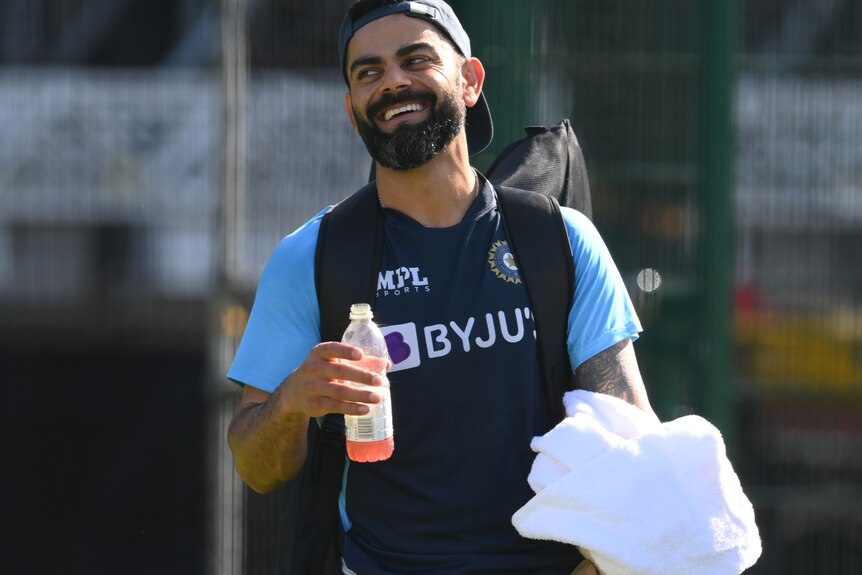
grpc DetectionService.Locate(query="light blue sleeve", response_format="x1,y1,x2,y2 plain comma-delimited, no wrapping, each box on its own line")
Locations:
562,207,642,371
226,208,330,393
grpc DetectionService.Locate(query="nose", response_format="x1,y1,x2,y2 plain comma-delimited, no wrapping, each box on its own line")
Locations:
380,65,411,93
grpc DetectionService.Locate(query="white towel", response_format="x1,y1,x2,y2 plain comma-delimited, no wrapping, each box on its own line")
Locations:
512,390,762,575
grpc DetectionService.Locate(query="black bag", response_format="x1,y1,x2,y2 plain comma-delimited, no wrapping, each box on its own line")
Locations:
486,118,592,220
279,119,592,574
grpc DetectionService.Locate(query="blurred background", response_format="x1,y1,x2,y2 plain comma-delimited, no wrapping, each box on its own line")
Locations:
1,0,860,573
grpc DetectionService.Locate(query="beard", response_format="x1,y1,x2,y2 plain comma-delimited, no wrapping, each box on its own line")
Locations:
352,87,465,171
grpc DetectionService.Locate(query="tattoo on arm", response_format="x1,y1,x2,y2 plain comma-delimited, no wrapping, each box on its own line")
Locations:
575,339,637,404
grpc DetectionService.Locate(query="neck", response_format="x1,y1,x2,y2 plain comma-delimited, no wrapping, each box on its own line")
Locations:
374,139,477,228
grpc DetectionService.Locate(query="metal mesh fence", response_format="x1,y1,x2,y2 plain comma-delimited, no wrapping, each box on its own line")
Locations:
1,1,860,573
733,5,862,570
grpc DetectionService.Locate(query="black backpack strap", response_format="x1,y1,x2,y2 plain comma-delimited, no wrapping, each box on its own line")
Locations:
495,185,576,430
316,182,384,342
279,183,384,575
280,416,347,575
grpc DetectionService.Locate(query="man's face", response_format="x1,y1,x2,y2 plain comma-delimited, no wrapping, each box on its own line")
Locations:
344,15,468,170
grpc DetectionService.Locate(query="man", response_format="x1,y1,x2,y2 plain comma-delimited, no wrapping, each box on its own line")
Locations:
227,1,654,573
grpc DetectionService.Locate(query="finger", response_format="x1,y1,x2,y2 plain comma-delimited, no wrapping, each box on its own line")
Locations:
309,378,386,415
326,362,386,387
308,344,385,386
285,372,381,405
321,379,383,405
307,396,375,417
571,560,599,575
296,359,381,388
312,341,363,362
279,371,380,418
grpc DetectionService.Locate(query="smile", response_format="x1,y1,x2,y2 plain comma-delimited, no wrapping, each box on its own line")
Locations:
383,103,425,121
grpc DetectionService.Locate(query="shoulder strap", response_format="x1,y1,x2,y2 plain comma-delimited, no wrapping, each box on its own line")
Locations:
283,183,383,575
279,417,346,575
315,182,384,342
495,185,576,430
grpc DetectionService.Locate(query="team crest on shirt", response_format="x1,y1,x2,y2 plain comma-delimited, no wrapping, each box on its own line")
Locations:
488,241,522,284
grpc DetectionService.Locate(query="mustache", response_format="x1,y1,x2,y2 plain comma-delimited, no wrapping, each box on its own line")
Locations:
366,89,436,120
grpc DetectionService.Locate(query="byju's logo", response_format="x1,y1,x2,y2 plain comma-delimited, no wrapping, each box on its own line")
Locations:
381,323,421,372
380,309,535,372
377,266,431,297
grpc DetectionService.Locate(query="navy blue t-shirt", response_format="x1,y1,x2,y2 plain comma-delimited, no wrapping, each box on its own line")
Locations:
339,181,583,574
228,178,643,574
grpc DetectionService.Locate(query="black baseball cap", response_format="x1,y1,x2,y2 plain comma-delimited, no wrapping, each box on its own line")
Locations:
338,0,493,156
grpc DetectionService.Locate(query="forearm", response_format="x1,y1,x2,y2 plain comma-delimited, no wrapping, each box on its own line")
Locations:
226,342,388,492
227,390,309,493
575,338,653,413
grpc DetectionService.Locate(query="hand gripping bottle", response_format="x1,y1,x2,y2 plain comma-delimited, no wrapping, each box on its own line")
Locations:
341,303,394,462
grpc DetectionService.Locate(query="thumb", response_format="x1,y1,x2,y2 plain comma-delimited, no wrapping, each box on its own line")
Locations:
571,559,599,575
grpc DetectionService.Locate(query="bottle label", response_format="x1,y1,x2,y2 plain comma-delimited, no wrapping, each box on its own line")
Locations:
345,384,394,442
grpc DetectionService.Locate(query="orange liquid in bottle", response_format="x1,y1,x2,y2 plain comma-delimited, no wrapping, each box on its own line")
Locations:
346,437,395,462
345,374,393,462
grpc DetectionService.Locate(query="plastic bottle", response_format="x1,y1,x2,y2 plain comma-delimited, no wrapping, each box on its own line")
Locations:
341,303,394,462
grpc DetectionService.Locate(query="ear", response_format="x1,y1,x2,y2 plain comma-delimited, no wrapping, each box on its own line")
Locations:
344,92,358,132
461,57,486,108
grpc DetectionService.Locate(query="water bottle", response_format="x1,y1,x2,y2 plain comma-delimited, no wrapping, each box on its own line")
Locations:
341,303,394,462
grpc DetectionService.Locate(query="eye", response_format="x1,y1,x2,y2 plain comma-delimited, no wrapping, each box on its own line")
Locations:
356,68,381,81
406,56,429,67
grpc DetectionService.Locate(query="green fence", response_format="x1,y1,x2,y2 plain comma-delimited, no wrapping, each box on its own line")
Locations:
3,1,861,573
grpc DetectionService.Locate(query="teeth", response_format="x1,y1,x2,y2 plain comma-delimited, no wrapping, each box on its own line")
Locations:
384,103,423,121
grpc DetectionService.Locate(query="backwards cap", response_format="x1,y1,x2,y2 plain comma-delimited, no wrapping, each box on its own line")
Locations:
338,0,493,156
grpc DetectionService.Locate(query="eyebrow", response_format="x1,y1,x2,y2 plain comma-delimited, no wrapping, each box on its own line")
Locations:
348,42,441,76
396,42,440,59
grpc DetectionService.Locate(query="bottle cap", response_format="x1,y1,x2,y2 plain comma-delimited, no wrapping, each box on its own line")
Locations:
349,303,373,321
